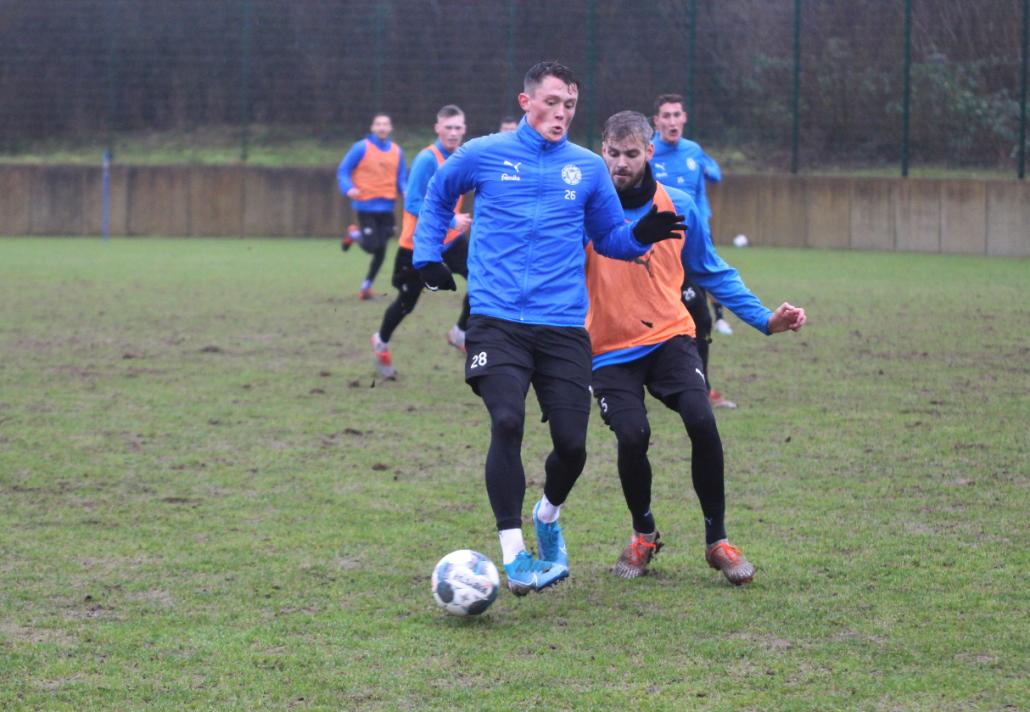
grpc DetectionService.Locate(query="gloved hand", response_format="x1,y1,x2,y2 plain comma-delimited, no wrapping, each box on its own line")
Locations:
418,262,457,291
632,205,687,244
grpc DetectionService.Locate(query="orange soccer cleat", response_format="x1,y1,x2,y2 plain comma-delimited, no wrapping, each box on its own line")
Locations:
709,389,737,409
612,530,663,579
370,332,396,380
705,539,755,585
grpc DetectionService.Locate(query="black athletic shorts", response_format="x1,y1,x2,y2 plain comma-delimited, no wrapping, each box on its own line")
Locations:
464,315,592,420
592,335,708,425
356,211,395,254
392,237,470,289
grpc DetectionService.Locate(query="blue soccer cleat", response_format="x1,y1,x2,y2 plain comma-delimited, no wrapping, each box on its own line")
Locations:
533,500,569,568
504,550,568,596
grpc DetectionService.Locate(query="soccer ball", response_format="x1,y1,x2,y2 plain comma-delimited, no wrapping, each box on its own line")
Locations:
431,549,500,616
733,234,749,247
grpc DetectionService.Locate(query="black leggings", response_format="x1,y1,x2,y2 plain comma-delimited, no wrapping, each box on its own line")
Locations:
378,245,471,343
365,246,387,284
379,285,470,343
608,388,726,544
356,211,395,285
683,279,713,385
477,374,589,531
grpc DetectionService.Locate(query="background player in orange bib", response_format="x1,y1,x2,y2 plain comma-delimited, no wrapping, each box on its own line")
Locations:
337,113,408,300
586,111,807,584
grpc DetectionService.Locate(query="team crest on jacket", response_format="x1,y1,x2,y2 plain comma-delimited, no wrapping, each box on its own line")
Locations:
686,157,698,171
561,164,582,186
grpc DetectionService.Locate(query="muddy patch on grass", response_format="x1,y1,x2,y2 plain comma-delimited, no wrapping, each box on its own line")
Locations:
124,588,175,608
0,621,78,646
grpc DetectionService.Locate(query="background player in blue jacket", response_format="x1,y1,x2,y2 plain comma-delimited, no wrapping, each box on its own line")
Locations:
651,94,736,408
414,61,686,596
370,105,472,380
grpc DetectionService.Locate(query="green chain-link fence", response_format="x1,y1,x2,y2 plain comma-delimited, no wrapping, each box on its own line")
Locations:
1,0,1026,176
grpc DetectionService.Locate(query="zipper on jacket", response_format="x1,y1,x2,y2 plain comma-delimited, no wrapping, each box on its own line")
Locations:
519,148,546,322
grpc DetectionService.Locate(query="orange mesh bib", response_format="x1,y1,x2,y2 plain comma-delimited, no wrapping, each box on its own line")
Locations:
350,139,401,202
400,144,464,250
585,183,696,356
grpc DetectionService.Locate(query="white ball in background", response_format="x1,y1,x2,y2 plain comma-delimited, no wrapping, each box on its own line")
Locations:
733,234,749,248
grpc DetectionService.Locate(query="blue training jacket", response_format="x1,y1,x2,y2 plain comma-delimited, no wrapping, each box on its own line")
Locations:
414,117,650,327
592,183,772,370
405,140,459,236
651,137,719,222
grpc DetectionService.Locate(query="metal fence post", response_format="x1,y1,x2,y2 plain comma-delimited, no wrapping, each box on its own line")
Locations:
1019,0,1028,179
791,0,801,174
507,0,517,115
240,0,253,163
901,0,912,177
374,1,385,112
584,0,598,151
103,0,117,242
687,0,697,129
104,0,117,162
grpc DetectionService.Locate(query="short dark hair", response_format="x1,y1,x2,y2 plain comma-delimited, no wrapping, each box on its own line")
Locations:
524,61,579,94
653,94,685,116
436,104,463,120
602,111,654,146
500,115,517,125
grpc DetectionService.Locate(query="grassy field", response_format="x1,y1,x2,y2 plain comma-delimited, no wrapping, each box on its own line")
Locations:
1,238,1027,710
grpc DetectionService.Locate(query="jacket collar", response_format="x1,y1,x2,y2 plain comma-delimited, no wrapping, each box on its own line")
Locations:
433,139,453,158
516,115,568,152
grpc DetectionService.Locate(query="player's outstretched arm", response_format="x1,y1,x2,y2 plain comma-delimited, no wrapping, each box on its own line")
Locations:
767,303,807,333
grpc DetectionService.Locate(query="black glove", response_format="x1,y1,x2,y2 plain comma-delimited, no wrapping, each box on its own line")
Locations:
632,205,687,245
418,262,457,292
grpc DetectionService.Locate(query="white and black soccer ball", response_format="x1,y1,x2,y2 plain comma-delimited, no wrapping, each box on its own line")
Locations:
431,549,500,616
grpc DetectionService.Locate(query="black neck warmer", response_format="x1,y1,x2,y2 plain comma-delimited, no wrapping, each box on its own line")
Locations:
617,162,658,210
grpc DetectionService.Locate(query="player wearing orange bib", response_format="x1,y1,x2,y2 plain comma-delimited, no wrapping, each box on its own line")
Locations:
586,111,807,584
371,105,472,380
337,113,408,300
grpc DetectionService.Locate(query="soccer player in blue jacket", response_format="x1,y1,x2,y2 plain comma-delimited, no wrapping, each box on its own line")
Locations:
651,94,736,408
414,62,686,595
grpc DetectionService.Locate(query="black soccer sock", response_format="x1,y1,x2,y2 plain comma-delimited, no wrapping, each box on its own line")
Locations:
676,389,726,544
378,280,421,343
366,246,387,284
477,375,528,531
542,407,589,508
609,409,656,534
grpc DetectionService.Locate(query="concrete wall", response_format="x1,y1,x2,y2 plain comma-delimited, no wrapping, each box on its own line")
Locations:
708,174,1029,257
1,164,1027,256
